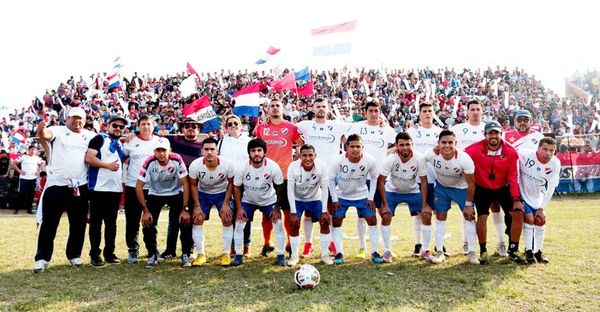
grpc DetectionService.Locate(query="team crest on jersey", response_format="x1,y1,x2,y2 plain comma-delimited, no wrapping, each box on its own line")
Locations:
327,125,333,131
218,172,225,179
358,165,365,172
410,165,416,172
453,167,461,173
544,167,552,174
310,173,318,180
378,129,383,135
282,128,289,135
531,138,538,145
264,173,270,179
167,166,174,173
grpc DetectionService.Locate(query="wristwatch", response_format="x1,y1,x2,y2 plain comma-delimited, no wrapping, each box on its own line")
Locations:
465,200,474,207
183,206,189,212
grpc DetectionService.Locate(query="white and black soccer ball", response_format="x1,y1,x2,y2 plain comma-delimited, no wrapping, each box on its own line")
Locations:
294,264,320,289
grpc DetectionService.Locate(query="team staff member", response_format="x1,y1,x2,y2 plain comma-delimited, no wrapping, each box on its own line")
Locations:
465,121,525,264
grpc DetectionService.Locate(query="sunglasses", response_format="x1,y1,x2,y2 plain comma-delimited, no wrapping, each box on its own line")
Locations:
111,124,126,130
184,124,198,129
227,121,239,127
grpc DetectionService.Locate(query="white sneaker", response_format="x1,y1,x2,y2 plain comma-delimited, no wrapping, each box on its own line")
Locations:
287,255,300,267
33,260,48,273
321,255,334,265
434,251,446,263
69,257,84,267
468,251,480,264
497,243,509,257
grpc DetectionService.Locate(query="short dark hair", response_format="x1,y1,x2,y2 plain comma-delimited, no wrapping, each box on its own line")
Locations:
314,97,327,106
438,129,456,141
395,132,412,143
202,137,218,146
137,114,153,125
365,99,381,110
300,144,315,153
419,102,433,112
247,138,267,154
539,137,557,147
467,99,481,109
346,134,363,145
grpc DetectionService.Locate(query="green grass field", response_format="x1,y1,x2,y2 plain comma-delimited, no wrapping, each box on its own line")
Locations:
1,194,599,311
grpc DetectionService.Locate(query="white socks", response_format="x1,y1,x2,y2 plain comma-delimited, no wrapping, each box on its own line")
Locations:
463,220,477,252
412,216,422,245
534,225,546,253
303,216,314,244
369,225,379,254
274,220,285,256
192,225,205,254
421,225,432,252
524,223,534,251
222,225,233,254
319,233,331,257
492,212,505,245
381,225,391,252
357,218,367,250
434,220,446,253
332,227,344,255
233,221,246,256
462,217,468,245
290,235,300,258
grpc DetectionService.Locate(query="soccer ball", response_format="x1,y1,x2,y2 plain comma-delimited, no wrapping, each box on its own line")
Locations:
294,264,320,289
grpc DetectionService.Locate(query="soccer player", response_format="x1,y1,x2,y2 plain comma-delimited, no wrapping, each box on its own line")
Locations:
347,99,396,259
329,134,382,265
406,102,442,256
377,132,429,263
504,110,546,152
424,130,478,264
136,138,191,268
188,137,235,266
286,144,332,266
465,121,525,264
519,137,560,264
231,138,286,266
255,99,304,257
85,115,127,268
33,107,96,273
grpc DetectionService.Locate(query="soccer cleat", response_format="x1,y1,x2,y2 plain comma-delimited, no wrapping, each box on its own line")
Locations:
508,251,528,265
534,251,549,264
497,243,509,257
287,255,300,267
356,248,367,259
370,252,383,264
383,251,393,263
260,245,275,257
105,255,121,264
276,254,286,266
467,251,480,265
159,251,176,261
191,254,206,267
329,241,337,255
90,256,106,268
218,253,231,266
128,251,138,264
463,242,469,255
525,250,536,264
33,260,48,273
479,251,490,265
301,242,313,258
145,254,159,269
333,253,344,265
181,254,192,267
243,244,250,257
412,244,422,257
434,251,446,263
69,257,84,267
421,251,436,264
231,255,243,267
321,255,334,265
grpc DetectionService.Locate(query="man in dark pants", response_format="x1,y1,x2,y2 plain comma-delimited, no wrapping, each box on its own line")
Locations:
0,149,11,209
33,107,96,273
11,145,44,214
85,115,127,268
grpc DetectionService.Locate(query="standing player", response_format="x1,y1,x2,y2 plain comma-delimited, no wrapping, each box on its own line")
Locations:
347,99,397,259
329,134,382,265
231,138,285,266
406,102,442,257
519,137,560,264
377,132,429,263
504,110,546,152
424,130,479,264
188,137,235,266
286,144,332,266
255,99,304,257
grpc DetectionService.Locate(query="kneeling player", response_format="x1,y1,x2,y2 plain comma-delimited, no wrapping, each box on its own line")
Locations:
519,137,560,264
287,145,332,266
188,138,236,266
378,132,429,263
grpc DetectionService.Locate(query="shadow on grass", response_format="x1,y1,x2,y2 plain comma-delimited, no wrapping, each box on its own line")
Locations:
0,252,523,311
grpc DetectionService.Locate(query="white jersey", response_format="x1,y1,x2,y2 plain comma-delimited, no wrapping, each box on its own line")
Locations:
424,150,475,189
380,151,427,194
297,120,350,164
123,136,159,188
407,125,442,183
287,159,329,213
88,134,124,193
450,122,485,150
188,157,235,194
138,153,188,196
348,122,397,164
518,149,560,209
218,134,251,169
329,153,379,201
45,126,96,188
17,154,43,180
234,158,284,206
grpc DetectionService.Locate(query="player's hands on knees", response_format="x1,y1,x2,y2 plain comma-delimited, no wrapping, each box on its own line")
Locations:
236,208,247,222
220,206,233,223
463,204,475,221
366,200,376,213
534,209,546,225
142,210,153,228
290,213,299,227
320,212,331,225
271,208,281,223
378,205,391,218
513,201,524,212
179,209,191,225
330,202,340,214
192,207,204,224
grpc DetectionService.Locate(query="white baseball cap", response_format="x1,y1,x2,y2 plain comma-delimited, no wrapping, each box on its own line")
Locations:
154,137,170,150
67,107,86,119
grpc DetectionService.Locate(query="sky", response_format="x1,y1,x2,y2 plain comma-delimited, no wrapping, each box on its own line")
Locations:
0,0,598,116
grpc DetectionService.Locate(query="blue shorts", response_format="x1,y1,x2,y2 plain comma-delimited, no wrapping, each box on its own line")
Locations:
523,202,539,215
386,192,422,216
433,183,467,213
295,200,323,222
241,202,274,222
366,180,383,208
418,183,435,209
333,198,375,219
199,191,226,220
